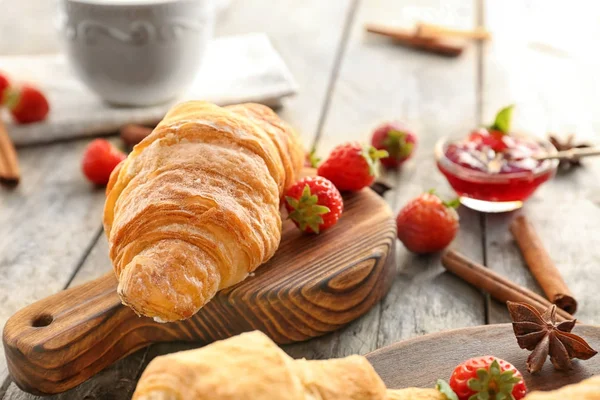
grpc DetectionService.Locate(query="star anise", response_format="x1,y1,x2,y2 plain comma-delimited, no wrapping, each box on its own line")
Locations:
548,134,591,168
507,301,597,374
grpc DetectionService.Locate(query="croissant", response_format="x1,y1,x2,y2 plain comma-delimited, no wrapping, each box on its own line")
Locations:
132,331,444,400
523,376,600,399
103,101,304,322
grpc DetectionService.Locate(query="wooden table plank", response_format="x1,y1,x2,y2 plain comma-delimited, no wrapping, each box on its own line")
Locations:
0,140,106,396
286,0,486,359
1,1,355,399
482,0,600,325
215,0,354,146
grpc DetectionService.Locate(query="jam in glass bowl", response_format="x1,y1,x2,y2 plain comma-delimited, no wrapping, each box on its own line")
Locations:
435,106,558,212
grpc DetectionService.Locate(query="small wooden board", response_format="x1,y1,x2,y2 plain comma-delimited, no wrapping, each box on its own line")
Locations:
3,188,396,395
367,324,600,393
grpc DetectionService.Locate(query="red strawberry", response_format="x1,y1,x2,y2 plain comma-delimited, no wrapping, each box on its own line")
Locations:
82,139,126,186
317,142,387,191
371,122,417,168
285,176,343,234
0,72,10,104
4,84,50,124
447,356,527,400
396,192,459,253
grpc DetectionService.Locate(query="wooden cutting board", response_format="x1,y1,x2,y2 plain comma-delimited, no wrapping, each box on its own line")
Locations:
367,324,600,393
3,188,396,396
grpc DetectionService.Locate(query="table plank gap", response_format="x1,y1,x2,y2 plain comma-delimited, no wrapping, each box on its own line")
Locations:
309,0,361,150
62,226,104,289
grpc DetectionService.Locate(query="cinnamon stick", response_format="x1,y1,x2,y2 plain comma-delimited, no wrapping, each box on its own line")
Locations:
441,250,575,322
120,124,153,148
0,119,20,186
365,24,464,57
510,215,577,314
416,23,491,41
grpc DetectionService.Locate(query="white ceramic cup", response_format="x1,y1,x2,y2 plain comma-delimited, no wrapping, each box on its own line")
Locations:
60,0,214,106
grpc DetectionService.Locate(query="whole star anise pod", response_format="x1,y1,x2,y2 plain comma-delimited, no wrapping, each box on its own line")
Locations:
507,301,597,374
548,134,591,168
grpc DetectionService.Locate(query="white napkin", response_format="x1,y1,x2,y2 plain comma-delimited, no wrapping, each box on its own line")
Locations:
0,33,298,146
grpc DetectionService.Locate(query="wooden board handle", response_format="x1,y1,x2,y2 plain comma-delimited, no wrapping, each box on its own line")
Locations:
3,272,190,395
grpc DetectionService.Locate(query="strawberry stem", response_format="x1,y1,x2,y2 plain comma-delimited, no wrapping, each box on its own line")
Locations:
443,198,461,209
436,379,459,400
467,360,521,400
285,184,330,234
308,148,321,168
3,87,20,110
427,189,460,209
362,145,388,177
383,130,412,159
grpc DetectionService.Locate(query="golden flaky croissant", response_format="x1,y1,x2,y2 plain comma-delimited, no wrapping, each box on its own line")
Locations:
523,376,600,399
104,101,304,322
132,331,443,400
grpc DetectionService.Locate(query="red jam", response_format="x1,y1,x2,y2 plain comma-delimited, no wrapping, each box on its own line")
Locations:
437,129,557,203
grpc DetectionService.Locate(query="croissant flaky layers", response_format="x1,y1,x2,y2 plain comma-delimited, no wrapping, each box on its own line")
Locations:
103,101,304,322
132,331,446,400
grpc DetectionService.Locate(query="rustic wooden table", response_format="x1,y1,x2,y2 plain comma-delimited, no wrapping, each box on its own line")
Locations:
2,0,600,399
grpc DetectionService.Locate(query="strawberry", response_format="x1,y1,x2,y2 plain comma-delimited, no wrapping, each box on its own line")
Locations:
4,84,50,124
285,176,343,234
317,142,388,191
446,356,527,400
371,122,417,168
82,139,126,186
0,72,9,104
396,192,459,253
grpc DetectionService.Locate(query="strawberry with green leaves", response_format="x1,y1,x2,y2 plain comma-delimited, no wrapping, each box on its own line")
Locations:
396,191,459,254
285,176,343,234
371,122,417,168
438,356,527,400
317,142,388,191
3,84,50,124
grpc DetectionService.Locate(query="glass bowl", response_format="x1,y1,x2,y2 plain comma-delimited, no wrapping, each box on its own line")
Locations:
435,136,559,212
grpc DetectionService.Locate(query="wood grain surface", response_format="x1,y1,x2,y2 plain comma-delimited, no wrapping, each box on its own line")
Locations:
3,188,396,396
367,324,600,392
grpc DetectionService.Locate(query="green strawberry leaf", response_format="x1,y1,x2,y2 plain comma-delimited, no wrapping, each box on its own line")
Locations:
435,379,459,400
489,360,501,377
286,184,330,234
489,105,514,134
443,198,461,209
362,145,388,177
308,148,321,168
382,130,413,159
285,196,299,209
